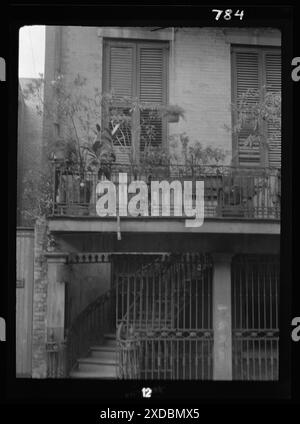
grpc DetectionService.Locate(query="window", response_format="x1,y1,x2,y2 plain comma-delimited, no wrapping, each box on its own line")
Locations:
103,39,169,164
232,46,281,168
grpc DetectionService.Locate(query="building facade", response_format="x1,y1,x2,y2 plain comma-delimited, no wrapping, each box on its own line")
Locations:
18,26,281,380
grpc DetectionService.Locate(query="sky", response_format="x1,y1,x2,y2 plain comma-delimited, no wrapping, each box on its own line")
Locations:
19,26,45,78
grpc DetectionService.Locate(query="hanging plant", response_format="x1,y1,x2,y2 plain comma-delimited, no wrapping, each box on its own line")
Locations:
160,104,185,123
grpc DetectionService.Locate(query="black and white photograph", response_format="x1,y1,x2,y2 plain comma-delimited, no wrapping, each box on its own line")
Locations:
15,23,284,385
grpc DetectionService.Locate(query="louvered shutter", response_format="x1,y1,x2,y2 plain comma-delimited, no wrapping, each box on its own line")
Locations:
104,43,134,164
108,45,134,97
139,45,167,151
104,41,168,163
234,51,261,166
265,53,281,168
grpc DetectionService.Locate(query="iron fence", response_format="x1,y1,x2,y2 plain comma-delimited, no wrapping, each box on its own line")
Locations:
114,253,213,380
232,255,280,380
137,334,213,380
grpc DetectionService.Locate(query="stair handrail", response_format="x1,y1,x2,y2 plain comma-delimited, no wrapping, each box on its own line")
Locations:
62,257,167,378
116,256,176,333
65,287,115,376
117,254,208,337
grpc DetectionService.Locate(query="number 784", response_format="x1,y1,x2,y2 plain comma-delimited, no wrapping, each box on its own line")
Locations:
212,9,244,20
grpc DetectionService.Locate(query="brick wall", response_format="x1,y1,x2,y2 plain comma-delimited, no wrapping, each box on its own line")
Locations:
19,79,43,169
31,218,48,378
18,79,43,226
42,26,59,160
169,28,232,158
60,26,102,94
17,87,26,225
60,26,103,140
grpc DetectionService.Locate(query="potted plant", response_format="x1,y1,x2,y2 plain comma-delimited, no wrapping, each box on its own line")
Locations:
170,134,228,217
51,138,68,162
160,104,185,123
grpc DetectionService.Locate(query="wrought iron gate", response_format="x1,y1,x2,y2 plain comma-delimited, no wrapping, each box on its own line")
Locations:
232,255,280,380
113,253,213,380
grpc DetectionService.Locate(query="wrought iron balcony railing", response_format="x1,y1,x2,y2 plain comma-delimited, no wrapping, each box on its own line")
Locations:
50,162,281,220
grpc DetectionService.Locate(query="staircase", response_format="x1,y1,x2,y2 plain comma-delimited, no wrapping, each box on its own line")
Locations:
64,254,211,380
69,333,118,379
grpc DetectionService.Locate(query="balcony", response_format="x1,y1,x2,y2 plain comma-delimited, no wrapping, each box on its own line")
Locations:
49,162,280,222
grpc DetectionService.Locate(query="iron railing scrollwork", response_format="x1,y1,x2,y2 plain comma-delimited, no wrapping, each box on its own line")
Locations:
50,162,281,220
65,289,115,376
46,334,67,378
115,256,165,379
232,329,279,380
116,320,141,379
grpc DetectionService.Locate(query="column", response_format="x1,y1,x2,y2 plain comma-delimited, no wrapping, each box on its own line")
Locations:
212,253,233,380
45,252,68,342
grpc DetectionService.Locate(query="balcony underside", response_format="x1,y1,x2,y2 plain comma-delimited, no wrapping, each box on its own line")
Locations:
48,216,280,235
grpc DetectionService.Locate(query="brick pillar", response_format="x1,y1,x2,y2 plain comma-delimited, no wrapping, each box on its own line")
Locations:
45,252,68,343
212,253,233,380
32,218,48,378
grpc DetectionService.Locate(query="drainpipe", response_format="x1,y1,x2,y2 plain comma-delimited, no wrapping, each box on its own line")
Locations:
117,213,121,240
171,27,175,104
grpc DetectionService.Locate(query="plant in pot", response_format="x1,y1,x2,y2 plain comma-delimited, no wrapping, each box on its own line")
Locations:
160,104,185,123
53,138,90,216
140,145,170,182
51,138,68,162
170,133,228,217
177,133,227,176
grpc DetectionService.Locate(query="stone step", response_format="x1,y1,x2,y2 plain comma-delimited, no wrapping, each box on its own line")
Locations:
78,358,117,373
103,333,116,339
103,339,117,347
78,356,117,366
90,345,116,352
103,333,116,347
90,346,117,360
70,333,118,379
69,369,117,379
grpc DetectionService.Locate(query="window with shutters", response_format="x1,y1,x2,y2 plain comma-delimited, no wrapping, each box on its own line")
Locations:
232,46,281,168
102,39,169,164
